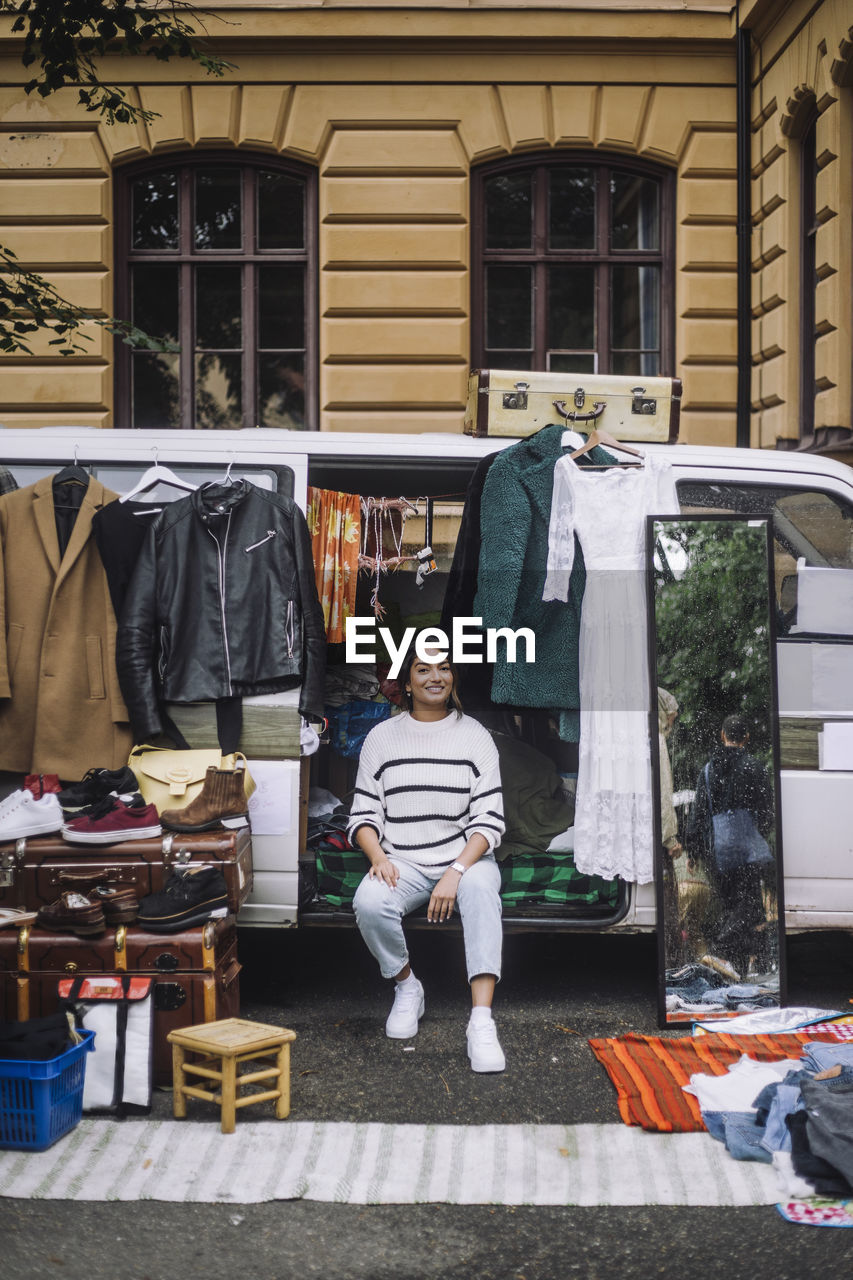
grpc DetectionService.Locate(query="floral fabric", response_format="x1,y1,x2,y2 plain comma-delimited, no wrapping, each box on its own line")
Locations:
307,488,361,643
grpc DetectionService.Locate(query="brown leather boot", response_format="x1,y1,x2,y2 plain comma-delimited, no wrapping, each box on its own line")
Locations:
159,765,249,832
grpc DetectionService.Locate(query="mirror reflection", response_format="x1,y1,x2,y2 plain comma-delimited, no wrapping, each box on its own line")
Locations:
649,516,785,1025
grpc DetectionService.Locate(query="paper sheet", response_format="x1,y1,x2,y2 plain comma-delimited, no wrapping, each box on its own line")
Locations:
247,760,298,835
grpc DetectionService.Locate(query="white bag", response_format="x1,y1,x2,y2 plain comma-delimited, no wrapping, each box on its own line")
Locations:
58,975,154,1114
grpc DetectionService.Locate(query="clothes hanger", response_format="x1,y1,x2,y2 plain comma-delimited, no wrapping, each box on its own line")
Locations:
119,449,198,503
201,454,240,492
552,400,645,468
53,444,91,489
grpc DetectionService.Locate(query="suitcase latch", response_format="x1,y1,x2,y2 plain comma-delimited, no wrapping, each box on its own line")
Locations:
154,981,187,1011
0,839,26,887
502,381,529,410
632,386,657,415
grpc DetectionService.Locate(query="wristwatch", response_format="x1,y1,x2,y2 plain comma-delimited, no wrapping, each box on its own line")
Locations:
450,861,466,874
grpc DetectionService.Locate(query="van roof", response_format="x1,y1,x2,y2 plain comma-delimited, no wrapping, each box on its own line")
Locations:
1,425,851,490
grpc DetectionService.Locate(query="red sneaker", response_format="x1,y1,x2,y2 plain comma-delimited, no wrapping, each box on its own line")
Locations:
62,794,161,845
24,773,61,799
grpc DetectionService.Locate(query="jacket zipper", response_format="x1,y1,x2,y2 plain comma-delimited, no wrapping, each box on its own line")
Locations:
245,529,276,554
286,599,294,657
206,513,233,693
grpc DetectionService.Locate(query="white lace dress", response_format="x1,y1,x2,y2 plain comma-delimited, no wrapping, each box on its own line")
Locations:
542,453,679,883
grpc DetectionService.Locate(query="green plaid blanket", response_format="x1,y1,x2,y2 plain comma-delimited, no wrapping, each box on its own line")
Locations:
499,852,618,908
314,846,618,909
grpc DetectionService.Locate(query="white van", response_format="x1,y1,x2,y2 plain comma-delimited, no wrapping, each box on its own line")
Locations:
1,425,851,935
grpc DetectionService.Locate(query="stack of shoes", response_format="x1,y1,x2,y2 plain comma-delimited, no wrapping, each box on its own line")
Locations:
0,788,63,841
56,766,139,814
136,865,229,933
62,792,161,844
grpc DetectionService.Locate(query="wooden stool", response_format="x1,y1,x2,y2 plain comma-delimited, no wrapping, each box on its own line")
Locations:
167,1017,297,1133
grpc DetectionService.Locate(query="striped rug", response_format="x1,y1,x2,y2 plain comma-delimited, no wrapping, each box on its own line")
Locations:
0,1120,780,1205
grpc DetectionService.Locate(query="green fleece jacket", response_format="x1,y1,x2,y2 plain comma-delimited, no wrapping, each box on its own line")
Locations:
473,423,613,717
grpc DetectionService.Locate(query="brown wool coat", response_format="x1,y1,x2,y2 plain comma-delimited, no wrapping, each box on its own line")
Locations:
0,475,132,778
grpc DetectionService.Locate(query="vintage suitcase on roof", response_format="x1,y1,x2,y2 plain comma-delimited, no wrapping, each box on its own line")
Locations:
463,369,681,443
0,917,240,1085
0,827,252,918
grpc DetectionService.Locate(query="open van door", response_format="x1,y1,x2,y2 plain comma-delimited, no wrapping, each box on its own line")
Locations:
0,427,310,926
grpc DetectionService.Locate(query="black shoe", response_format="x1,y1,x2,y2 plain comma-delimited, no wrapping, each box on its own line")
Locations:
58,767,139,813
136,866,229,933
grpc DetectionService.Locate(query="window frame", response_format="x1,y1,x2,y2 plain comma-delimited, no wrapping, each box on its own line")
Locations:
114,151,318,430
799,107,819,445
471,151,676,376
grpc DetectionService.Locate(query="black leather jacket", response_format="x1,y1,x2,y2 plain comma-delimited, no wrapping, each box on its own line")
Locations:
117,480,326,740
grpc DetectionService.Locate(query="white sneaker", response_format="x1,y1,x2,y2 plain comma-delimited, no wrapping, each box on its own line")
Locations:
385,977,425,1039
0,790,63,840
467,1015,506,1073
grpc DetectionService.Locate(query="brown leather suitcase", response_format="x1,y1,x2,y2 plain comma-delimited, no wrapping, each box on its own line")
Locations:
0,917,240,1084
0,827,252,917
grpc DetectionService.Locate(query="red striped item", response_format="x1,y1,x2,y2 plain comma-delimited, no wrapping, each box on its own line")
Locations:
588,1030,851,1132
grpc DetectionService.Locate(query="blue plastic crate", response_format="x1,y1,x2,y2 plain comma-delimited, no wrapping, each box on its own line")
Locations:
0,1029,95,1152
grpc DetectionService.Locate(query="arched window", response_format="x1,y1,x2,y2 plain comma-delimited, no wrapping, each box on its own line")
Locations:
115,154,316,430
471,154,675,375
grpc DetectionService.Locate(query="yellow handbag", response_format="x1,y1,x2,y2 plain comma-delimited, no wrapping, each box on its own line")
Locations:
128,745,256,813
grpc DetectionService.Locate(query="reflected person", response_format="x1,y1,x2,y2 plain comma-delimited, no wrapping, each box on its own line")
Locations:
658,689,684,965
686,713,774,983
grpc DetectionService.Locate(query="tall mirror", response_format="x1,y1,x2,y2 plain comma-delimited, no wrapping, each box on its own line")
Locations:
648,515,786,1026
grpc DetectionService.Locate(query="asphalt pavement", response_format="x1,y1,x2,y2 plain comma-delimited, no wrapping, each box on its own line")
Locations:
3,925,853,1279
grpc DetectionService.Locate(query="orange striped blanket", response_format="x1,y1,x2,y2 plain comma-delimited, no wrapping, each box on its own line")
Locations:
588,1030,850,1132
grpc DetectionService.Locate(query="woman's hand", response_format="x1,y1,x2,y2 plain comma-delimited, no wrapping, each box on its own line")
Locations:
427,869,461,923
368,856,399,889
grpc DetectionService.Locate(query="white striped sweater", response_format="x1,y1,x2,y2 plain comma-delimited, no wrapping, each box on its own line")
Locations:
347,711,505,869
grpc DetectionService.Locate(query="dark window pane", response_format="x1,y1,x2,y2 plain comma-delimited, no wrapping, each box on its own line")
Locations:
485,265,532,349
195,266,243,350
195,353,242,429
612,265,660,349
548,352,596,374
548,265,595,350
484,172,532,250
259,266,304,349
131,265,179,342
259,354,306,428
549,168,595,249
132,353,180,429
483,351,533,370
195,169,242,250
611,173,660,250
258,171,304,250
612,351,660,376
132,172,178,249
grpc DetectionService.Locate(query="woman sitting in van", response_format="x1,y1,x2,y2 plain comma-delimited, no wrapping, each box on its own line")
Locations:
346,646,506,1072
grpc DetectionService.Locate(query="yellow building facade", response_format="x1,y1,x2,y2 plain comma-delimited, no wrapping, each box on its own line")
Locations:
0,1,850,458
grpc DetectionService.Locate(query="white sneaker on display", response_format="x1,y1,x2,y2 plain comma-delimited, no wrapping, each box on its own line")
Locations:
467,1014,506,1073
385,976,425,1039
0,790,63,840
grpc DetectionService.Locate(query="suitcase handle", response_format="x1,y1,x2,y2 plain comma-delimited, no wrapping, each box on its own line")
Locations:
553,398,606,424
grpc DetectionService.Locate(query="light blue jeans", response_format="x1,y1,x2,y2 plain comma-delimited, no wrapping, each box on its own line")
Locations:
353,856,503,982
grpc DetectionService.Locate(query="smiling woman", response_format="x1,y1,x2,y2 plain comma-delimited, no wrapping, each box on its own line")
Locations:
346,645,508,1073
